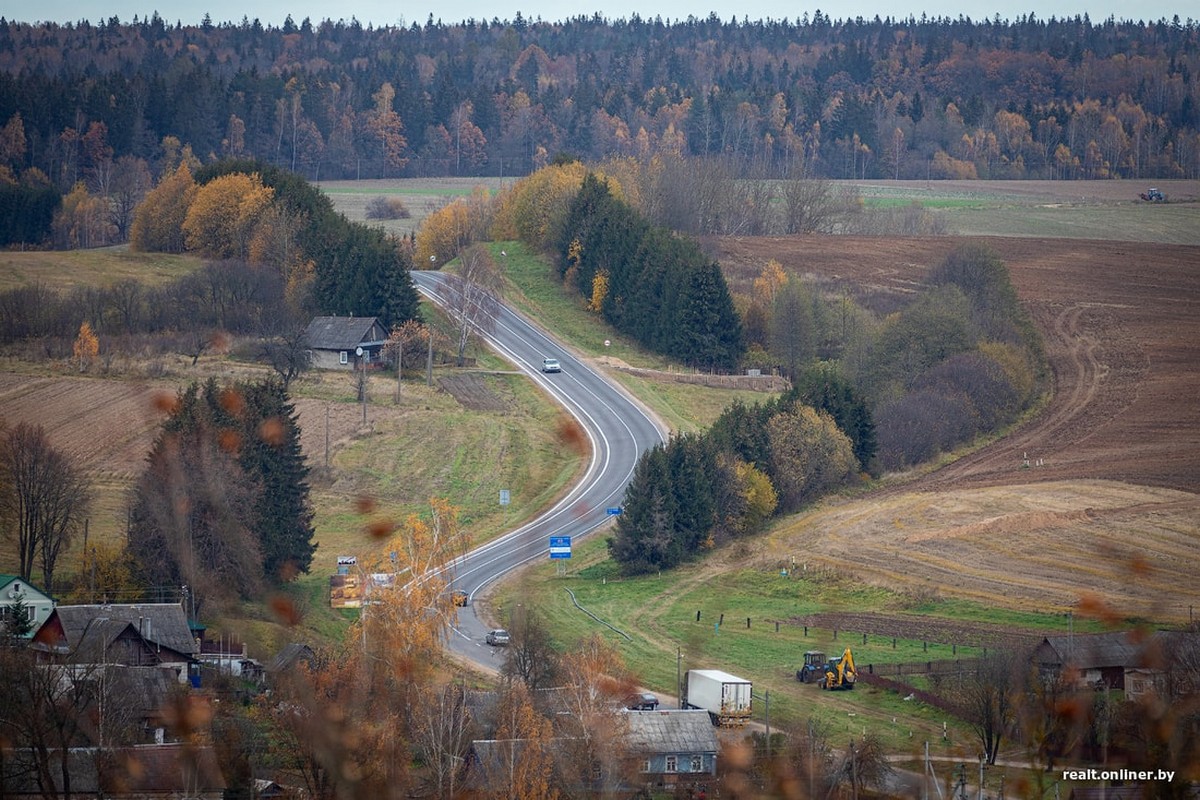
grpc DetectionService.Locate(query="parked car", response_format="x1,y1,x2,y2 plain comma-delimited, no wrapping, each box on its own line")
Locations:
485,629,510,646
451,590,468,607
627,692,660,710
541,358,561,373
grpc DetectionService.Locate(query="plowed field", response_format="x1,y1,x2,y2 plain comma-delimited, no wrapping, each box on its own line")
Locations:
712,235,1200,621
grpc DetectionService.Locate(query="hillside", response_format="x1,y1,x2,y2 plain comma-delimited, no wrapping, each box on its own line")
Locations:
711,232,1200,621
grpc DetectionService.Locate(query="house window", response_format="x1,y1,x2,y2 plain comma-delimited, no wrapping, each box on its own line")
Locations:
640,759,651,773
690,755,703,773
665,755,677,773
339,351,348,365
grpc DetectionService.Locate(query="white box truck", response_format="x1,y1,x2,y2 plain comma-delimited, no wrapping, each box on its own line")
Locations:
685,669,752,727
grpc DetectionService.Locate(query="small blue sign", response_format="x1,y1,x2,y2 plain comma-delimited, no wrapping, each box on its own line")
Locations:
606,507,623,515
549,535,572,559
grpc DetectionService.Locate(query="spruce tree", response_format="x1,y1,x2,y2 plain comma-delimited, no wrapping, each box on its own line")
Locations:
235,380,316,581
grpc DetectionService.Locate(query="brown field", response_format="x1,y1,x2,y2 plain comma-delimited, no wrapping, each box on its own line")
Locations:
712,234,1200,621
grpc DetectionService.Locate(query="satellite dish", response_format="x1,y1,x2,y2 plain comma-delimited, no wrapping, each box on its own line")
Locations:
355,346,364,357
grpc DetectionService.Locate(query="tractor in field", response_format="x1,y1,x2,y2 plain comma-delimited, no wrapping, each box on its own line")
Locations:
1139,187,1166,202
796,648,858,689
820,647,857,690
796,651,826,683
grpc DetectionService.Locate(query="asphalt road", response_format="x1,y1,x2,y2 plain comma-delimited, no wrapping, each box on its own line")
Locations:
409,270,666,669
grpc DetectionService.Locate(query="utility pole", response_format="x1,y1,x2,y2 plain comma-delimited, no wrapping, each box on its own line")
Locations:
677,647,683,709
400,335,410,402
356,346,367,425
426,329,434,386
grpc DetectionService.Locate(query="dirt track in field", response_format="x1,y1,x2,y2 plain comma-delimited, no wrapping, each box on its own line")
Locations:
712,235,1200,620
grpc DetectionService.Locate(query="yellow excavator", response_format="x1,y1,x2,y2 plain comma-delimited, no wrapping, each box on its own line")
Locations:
820,648,857,690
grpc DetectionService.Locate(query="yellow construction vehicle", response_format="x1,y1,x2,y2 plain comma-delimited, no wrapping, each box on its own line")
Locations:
820,648,857,690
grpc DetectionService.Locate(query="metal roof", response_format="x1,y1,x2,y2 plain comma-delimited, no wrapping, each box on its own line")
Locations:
51,604,198,658
304,316,386,350
624,709,718,754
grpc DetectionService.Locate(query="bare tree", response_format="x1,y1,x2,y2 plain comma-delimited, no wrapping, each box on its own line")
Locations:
0,645,98,799
829,733,893,798
412,682,474,798
443,245,501,367
259,326,311,390
0,422,91,594
107,155,152,241
952,650,1020,765
502,605,559,692
780,174,846,234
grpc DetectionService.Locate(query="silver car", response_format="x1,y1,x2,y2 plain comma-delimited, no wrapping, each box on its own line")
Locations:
485,629,510,646
541,358,561,373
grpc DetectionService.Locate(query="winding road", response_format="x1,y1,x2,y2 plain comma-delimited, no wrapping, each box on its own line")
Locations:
409,270,667,668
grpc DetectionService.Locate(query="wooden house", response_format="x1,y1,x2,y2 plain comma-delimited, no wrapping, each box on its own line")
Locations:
624,709,718,790
304,316,388,370
31,604,199,683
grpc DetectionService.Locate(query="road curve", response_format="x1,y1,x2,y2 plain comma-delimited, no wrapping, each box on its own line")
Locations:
409,270,667,668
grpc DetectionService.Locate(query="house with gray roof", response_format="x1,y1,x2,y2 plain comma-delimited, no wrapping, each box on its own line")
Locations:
624,709,718,790
31,604,198,683
304,316,388,370
1033,630,1195,692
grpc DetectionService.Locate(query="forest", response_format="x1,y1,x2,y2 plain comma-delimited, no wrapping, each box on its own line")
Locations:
0,11,1197,205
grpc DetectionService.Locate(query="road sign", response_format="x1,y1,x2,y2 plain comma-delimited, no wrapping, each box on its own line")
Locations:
549,535,572,559
499,489,510,505
606,507,622,515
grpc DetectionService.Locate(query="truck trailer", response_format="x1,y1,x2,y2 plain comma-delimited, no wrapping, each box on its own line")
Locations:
685,669,752,727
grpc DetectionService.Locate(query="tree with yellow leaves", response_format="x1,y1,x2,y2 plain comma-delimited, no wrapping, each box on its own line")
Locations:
492,682,558,800
181,172,274,259
64,539,140,604
490,161,622,252
555,634,635,793
129,162,196,253
352,497,470,685
72,321,98,372
587,270,609,313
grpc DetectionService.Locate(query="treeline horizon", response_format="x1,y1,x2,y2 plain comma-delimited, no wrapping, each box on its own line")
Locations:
1,10,1197,195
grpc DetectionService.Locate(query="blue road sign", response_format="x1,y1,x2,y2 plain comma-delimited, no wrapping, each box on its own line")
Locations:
606,507,623,515
549,535,572,559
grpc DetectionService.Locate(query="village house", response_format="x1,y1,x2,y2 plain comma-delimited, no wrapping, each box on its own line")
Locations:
304,315,388,370
1033,629,1197,695
31,603,200,683
0,575,55,637
624,709,718,792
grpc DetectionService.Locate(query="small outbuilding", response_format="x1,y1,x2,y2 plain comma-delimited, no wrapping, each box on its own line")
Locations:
304,316,388,370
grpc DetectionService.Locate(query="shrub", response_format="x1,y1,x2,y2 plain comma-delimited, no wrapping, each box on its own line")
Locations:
365,195,411,220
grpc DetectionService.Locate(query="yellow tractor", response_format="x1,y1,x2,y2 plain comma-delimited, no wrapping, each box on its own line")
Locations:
820,647,857,690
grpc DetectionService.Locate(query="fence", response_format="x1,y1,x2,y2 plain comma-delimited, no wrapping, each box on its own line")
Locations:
861,658,983,678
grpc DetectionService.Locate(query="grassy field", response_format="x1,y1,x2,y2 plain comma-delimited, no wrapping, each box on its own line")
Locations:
0,246,205,292
488,535,1032,754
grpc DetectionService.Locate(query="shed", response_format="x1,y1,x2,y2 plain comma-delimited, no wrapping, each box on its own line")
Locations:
304,316,388,370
